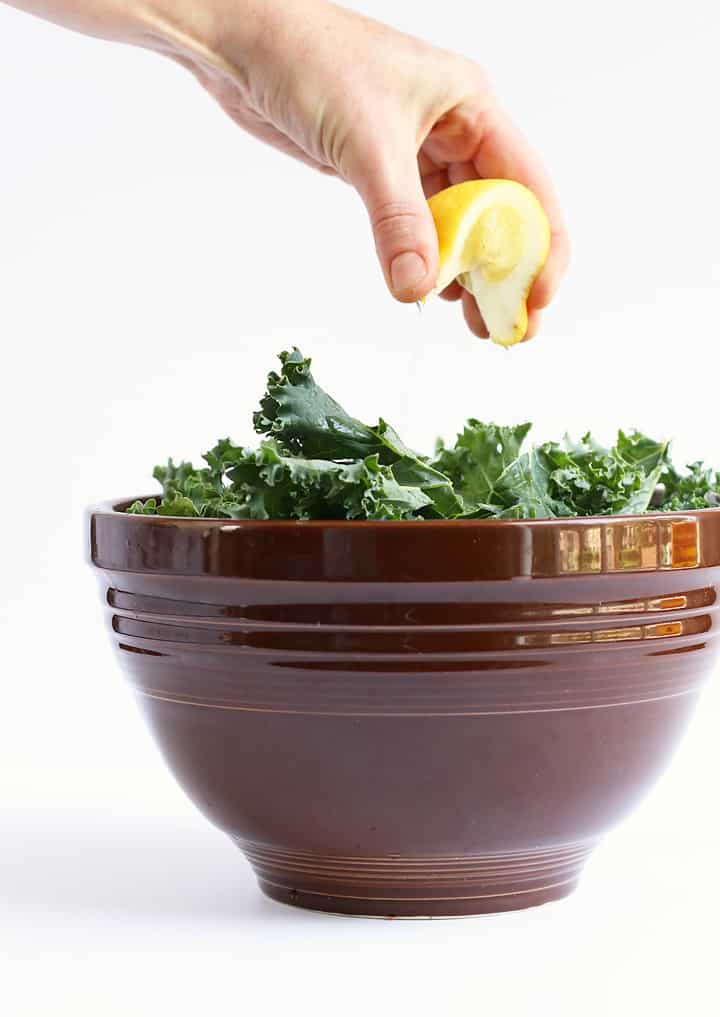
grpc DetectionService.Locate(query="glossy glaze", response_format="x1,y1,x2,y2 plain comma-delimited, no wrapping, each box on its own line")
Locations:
89,502,720,916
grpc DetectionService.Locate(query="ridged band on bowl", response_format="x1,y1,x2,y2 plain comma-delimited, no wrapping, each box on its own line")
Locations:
103,575,717,714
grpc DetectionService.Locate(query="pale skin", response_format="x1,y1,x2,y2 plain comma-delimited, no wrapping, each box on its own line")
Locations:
4,0,569,339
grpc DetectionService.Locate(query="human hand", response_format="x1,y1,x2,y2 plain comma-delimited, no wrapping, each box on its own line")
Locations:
5,0,569,338
141,0,569,339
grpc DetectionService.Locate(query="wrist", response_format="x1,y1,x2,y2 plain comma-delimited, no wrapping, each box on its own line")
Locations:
128,0,233,69
131,0,326,80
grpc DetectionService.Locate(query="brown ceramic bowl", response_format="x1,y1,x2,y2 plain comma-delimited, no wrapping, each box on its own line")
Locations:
88,501,720,917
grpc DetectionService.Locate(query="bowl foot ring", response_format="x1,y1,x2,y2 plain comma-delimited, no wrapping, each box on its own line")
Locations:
257,876,579,917
240,840,593,918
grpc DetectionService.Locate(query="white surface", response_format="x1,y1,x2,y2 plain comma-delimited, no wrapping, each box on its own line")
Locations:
1,1,720,1013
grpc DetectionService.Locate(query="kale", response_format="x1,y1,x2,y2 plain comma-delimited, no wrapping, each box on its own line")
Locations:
127,349,719,520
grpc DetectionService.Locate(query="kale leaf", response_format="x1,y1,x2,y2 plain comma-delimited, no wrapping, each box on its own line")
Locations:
126,349,719,521
659,461,720,511
432,420,532,509
253,349,462,517
128,441,431,521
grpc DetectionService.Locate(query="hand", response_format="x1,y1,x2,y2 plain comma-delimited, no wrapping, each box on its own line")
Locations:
5,0,570,338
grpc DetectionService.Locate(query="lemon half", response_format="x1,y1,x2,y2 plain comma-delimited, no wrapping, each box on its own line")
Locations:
428,180,551,346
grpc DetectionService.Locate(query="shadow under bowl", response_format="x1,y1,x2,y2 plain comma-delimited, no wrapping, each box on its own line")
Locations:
88,502,720,917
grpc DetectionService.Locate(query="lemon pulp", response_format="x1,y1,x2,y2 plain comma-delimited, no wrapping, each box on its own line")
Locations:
428,180,550,346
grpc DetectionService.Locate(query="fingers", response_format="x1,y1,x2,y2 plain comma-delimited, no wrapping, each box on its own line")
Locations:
426,98,569,319
461,292,542,342
523,306,542,341
470,108,570,311
420,169,449,200
446,161,478,186
420,166,459,299
439,280,463,302
461,290,489,339
529,228,570,310
350,142,440,303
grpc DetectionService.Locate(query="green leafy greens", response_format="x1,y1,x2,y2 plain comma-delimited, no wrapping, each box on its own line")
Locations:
127,349,720,521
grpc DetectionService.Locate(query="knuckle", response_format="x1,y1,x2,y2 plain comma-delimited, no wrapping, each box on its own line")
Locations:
448,56,495,105
469,62,494,97
370,201,423,246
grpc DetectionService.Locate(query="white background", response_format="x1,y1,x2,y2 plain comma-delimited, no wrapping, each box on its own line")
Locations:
1,0,720,1013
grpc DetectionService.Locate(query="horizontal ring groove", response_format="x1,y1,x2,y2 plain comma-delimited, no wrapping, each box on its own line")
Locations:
257,875,579,902
136,686,699,715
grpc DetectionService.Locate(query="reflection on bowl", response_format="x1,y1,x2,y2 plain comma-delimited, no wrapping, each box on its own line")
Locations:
88,502,720,917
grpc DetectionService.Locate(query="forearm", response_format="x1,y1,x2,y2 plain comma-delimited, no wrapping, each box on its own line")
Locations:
0,0,275,67
3,0,154,43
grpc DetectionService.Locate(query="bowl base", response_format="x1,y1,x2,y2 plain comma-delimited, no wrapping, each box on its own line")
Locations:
257,877,579,918
240,839,592,919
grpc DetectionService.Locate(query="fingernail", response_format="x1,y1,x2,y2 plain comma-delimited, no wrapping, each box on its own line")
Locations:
390,251,427,296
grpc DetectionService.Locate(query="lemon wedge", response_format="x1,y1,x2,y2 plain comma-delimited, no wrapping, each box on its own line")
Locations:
428,180,551,346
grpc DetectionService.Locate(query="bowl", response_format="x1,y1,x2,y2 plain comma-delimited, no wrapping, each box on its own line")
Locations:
88,501,720,917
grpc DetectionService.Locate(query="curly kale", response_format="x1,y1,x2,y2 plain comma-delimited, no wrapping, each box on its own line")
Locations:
127,349,719,520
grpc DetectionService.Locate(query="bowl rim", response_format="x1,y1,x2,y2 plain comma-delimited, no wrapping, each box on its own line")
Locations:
89,496,720,529
87,496,720,579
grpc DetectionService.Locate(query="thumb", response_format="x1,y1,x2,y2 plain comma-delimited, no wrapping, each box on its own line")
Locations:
350,144,439,303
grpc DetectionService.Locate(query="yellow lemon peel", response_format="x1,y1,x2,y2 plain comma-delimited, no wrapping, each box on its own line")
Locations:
427,180,551,346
